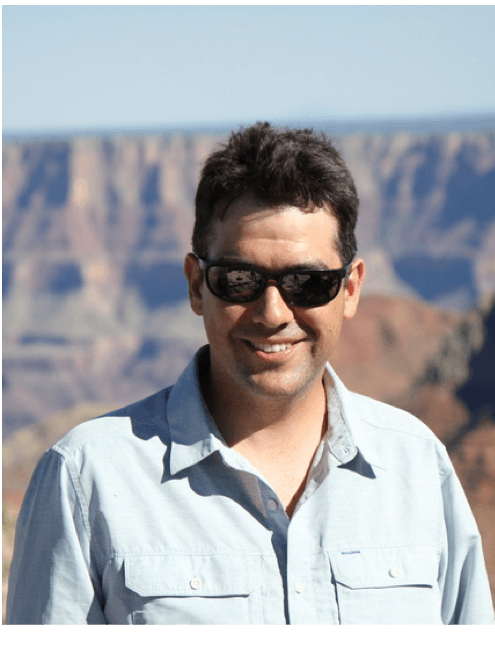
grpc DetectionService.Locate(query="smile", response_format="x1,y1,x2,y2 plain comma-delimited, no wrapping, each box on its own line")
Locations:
253,343,291,353
249,341,294,353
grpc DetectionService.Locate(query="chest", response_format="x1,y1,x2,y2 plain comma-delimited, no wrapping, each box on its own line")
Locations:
90,459,445,625
232,442,320,516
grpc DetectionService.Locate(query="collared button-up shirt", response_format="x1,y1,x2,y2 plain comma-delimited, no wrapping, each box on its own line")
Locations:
7,346,494,624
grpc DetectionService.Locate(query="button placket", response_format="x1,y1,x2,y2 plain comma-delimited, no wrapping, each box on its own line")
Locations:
285,513,318,624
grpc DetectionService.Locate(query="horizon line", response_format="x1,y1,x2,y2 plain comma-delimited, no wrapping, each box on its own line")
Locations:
3,110,495,143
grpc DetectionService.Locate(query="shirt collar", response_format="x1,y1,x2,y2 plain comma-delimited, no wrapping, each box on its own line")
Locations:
168,346,226,475
168,345,383,476
323,362,385,470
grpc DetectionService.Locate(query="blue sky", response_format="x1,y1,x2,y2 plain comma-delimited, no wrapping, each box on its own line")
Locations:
3,4,495,135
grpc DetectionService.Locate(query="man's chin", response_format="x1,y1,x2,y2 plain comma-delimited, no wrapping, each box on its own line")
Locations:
239,371,316,402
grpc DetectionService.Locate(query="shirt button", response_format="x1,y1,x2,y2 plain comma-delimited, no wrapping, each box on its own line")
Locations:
389,567,402,578
190,577,202,590
294,582,306,593
267,498,279,511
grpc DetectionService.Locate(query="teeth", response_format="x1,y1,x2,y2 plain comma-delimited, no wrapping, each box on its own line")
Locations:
252,342,291,353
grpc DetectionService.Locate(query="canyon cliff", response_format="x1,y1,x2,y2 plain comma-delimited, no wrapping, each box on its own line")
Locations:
3,130,494,436
3,126,495,613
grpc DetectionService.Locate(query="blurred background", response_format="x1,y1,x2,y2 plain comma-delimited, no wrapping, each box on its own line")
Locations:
3,5,495,617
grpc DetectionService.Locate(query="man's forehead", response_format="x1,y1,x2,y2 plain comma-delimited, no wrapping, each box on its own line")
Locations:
206,201,342,269
217,195,336,223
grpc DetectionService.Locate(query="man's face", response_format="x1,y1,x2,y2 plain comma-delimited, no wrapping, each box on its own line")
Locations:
185,198,364,404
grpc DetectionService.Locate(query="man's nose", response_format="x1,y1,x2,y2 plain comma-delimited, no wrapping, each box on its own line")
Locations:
250,282,294,327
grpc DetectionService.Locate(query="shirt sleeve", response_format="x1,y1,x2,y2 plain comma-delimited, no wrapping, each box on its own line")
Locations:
437,443,494,624
6,447,106,624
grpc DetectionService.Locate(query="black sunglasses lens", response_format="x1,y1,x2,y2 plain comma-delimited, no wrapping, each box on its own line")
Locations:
281,272,341,306
207,266,264,302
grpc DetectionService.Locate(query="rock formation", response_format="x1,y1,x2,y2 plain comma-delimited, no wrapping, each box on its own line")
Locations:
3,127,495,615
3,130,494,437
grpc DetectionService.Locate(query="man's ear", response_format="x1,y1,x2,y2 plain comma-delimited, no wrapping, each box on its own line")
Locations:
343,258,365,320
184,253,204,317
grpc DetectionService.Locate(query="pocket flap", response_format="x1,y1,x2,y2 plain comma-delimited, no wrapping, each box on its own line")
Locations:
329,546,439,589
124,553,262,597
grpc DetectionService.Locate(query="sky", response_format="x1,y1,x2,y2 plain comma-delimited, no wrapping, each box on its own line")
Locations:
3,4,495,135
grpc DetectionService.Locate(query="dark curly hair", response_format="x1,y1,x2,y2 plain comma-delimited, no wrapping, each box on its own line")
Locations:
193,122,359,265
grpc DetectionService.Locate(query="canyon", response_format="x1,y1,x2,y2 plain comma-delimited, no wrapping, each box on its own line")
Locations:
3,124,495,615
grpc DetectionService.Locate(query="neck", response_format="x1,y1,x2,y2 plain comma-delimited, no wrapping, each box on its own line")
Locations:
200,367,328,454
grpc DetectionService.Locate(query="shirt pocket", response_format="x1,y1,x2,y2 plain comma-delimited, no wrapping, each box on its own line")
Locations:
328,546,442,624
124,553,263,624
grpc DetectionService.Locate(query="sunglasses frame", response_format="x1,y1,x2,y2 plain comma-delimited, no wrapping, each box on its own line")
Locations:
197,256,352,308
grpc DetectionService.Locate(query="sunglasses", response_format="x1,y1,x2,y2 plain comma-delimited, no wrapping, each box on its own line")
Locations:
198,257,352,308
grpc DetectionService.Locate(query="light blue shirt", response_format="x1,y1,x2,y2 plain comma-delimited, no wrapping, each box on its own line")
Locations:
7,346,494,624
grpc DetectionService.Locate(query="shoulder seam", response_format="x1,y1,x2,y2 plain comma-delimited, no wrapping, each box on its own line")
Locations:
40,446,96,552
360,416,438,442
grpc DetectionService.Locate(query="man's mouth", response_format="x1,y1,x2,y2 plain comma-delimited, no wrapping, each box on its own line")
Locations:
247,341,297,353
252,342,290,353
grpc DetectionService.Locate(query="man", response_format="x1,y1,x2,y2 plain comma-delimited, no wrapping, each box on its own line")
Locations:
7,123,494,624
